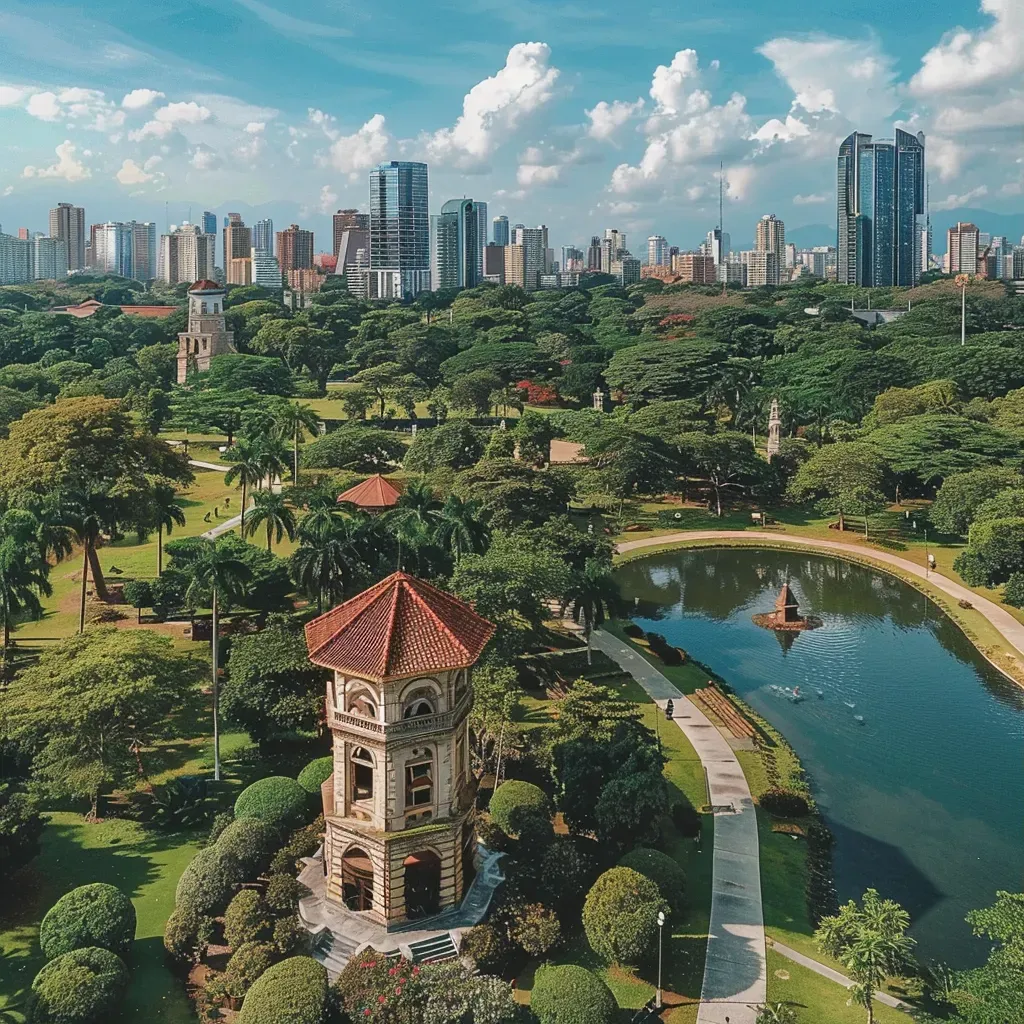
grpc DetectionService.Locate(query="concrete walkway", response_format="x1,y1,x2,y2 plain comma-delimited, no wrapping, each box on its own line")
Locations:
617,530,1024,662
592,630,766,1024
201,511,244,540
189,458,229,471
770,941,910,1010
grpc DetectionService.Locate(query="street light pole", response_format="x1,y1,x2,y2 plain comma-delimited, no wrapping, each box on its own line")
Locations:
656,910,666,1010
956,273,969,346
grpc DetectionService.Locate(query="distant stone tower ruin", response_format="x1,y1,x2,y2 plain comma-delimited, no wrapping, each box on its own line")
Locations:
766,398,782,458
176,280,236,384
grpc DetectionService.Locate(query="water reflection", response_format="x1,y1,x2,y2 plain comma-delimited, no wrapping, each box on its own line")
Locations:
617,548,1024,966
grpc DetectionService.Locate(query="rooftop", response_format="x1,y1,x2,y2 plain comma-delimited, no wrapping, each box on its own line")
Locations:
189,279,223,292
305,572,494,682
337,474,402,509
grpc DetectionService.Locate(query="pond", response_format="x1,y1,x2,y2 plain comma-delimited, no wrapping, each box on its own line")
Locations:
616,547,1024,967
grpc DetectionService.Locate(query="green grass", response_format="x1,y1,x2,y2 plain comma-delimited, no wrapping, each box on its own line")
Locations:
766,948,911,1024
0,813,202,1024
601,620,711,695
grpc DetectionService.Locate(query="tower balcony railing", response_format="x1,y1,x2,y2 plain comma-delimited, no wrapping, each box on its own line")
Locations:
328,690,472,739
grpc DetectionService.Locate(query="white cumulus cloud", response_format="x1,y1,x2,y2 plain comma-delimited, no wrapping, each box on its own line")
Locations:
932,185,989,210
0,85,28,107
23,140,90,182
122,88,165,110
586,98,644,142
115,158,154,185
423,42,559,168
329,113,390,180
793,192,831,205
131,100,212,140
26,92,62,121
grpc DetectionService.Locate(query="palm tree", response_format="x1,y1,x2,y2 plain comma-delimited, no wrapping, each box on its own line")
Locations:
243,491,297,551
64,499,105,634
274,402,321,484
430,494,490,561
0,522,51,651
385,479,441,573
223,437,265,534
31,496,75,583
256,435,290,492
815,889,916,1024
151,481,186,575
183,540,251,781
291,508,365,613
562,558,621,665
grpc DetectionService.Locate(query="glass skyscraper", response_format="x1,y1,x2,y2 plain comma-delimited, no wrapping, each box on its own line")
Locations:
431,198,481,291
368,160,430,299
837,129,926,287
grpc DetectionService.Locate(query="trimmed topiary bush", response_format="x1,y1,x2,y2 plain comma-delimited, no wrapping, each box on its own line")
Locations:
759,788,811,818
459,922,508,973
537,837,599,913
39,883,136,961
234,777,309,834
224,889,271,949
582,866,668,966
163,907,213,967
296,757,333,796
216,817,279,877
487,781,553,841
531,964,616,1024
619,847,686,915
671,800,702,838
224,941,277,997
1004,572,1024,608
265,874,309,915
509,902,561,956
237,955,329,1024
474,815,509,852
269,815,325,875
30,946,129,1024
175,846,245,918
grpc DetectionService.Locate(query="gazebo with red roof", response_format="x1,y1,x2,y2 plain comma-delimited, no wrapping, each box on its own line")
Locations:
336,473,402,513
304,572,494,928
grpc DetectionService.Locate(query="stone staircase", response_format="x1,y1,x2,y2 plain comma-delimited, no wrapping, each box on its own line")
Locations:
407,931,459,964
311,927,360,979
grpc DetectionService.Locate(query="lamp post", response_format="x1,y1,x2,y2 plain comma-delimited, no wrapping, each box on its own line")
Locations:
956,273,970,346
656,910,666,1009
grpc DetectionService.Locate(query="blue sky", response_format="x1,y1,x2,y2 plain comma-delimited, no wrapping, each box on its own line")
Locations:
1,0,1022,253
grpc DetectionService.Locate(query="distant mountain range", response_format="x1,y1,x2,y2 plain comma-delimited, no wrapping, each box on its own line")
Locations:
787,209,1024,252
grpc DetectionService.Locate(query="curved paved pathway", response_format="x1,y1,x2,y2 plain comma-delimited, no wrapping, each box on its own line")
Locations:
591,629,765,1024
617,531,1024,661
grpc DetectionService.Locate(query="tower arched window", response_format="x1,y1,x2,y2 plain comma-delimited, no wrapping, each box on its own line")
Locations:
405,749,433,809
347,689,377,720
201,301,208,314
403,687,436,719
350,746,374,803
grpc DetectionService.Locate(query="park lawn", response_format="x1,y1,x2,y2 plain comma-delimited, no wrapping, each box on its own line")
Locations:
0,812,202,1024
514,674,714,1020
766,948,911,1024
12,469,234,642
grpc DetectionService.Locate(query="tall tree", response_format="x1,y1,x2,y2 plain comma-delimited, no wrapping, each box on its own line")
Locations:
677,431,766,517
561,559,620,664
223,435,288,533
3,629,199,818
0,531,50,650
182,540,251,781
243,491,297,552
787,442,889,534
273,401,321,484
429,495,490,562
815,889,916,1024
0,397,191,613
149,481,186,575
290,507,368,613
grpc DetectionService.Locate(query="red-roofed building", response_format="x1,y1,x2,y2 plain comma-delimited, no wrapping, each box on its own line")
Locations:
176,280,235,384
304,572,494,927
51,298,178,319
336,473,402,513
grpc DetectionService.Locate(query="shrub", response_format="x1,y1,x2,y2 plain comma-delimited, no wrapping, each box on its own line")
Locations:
296,757,333,795
0,782,44,879
509,902,561,956
163,907,213,967
759,788,811,818
270,815,326,875
487,781,553,841
175,846,245,918
216,817,279,877
39,883,136,961
224,941,277,997
265,873,310,915
536,837,599,913
582,867,667,965
623,622,644,639
619,847,686,915
237,956,329,1024
474,815,509,852
121,579,152,611
1005,573,1024,607
272,915,311,957
459,922,508,973
235,777,309,834
531,964,617,1024
224,890,271,949
333,954,425,1020
207,810,234,846
30,946,129,1024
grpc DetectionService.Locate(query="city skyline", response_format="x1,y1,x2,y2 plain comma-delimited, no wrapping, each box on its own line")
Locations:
0,0,1022,252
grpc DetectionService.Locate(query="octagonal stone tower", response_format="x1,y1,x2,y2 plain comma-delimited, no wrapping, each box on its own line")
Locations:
176,280,236,384
304,572,494,929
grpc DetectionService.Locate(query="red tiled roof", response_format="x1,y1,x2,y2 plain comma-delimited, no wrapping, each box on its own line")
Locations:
189,279,222,292
52,300,177,320
305,572,495,681
337,474,402,509
775,584,798,610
